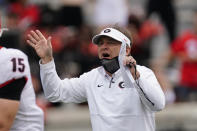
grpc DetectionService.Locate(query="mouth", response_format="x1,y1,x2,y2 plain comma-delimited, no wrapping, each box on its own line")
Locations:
101,53,111,59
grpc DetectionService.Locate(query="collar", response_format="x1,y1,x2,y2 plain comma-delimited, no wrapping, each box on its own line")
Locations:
98,66,121,80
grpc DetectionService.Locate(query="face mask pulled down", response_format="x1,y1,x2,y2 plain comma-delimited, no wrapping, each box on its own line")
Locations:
100,56,120,74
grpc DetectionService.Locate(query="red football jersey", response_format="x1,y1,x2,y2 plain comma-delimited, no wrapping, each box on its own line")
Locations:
171,31,197,88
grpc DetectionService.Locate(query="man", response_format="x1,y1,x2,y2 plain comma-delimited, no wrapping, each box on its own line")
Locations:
0,45,44,130
27,25,165,131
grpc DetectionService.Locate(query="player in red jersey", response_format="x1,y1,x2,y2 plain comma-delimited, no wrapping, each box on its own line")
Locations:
152,11,197,102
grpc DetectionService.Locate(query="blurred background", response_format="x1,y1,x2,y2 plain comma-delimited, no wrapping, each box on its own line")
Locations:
1,0,197,130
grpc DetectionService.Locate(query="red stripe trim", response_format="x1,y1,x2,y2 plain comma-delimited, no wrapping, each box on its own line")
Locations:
0,79,15,88
25,77,28,82
0,77,28,88
0,46,2,49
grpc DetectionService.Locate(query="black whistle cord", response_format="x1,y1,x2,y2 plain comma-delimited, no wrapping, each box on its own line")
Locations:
129,62,155,106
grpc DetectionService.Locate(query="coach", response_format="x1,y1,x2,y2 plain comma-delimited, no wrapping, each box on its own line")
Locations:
27,25,165,131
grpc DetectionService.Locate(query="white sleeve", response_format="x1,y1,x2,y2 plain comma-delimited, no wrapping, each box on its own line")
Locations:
134,67,165,112
118,42,165,112
40,60,87,103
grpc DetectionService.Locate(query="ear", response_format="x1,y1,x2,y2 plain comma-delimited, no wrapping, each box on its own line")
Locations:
126,47,131,56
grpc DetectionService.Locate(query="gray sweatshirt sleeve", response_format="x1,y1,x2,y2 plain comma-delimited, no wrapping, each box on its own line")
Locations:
39,60,87,103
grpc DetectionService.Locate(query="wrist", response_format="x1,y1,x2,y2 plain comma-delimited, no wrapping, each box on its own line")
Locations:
41,56,53,64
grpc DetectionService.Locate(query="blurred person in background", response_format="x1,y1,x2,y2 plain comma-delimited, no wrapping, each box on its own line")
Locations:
27,24,165,131
146,0,176,42
92,0,129,27
58,0,84,29
0,13,20,49
8,0,40,30
0,33,44,130
152,10,197,102
127,13,163,67
2,0,41,55
76,24,100,74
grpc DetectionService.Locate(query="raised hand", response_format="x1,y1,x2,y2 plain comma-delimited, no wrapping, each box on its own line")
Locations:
27,30,53,64
124,55,140,80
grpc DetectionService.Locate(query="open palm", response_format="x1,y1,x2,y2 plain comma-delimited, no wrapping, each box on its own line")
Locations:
27,30,53,63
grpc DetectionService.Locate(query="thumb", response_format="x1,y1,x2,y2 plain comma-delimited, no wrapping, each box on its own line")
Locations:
47,36,52,48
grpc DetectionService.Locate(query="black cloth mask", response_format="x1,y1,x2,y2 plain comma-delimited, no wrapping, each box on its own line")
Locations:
100,56,120,74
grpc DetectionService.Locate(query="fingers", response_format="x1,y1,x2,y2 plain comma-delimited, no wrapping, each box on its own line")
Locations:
26,39,35,48
30,30,40,41
26,30,45,48
124,56,140,79
47,36,52,48
124,56,137,67
35,30,45,40
27,34,37,45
